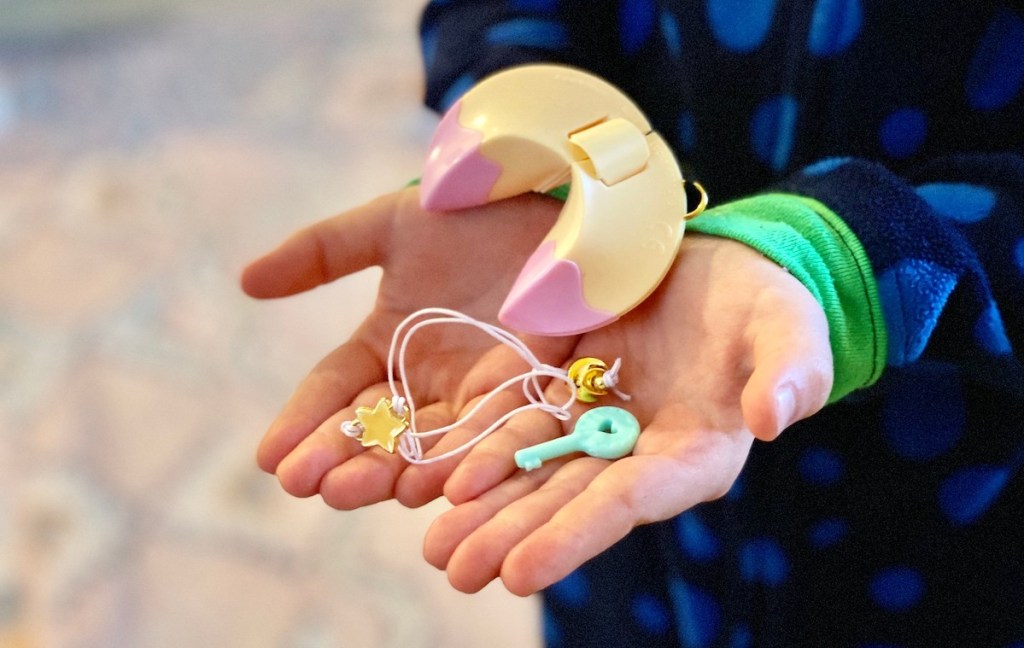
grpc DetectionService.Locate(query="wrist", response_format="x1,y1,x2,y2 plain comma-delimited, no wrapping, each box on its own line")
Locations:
688,193,887,402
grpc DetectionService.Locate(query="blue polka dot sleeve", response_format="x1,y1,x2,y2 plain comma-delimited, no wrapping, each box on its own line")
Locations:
419,2,1024,646
419,0,622,112
777,155,1023,379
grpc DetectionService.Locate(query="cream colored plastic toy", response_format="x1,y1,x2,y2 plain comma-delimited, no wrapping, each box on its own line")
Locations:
420,65,692,336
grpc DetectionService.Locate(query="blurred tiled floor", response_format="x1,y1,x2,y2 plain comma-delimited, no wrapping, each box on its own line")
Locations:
0,2,541,646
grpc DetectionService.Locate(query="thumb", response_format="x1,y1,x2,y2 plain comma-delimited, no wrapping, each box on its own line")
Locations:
240,192,398,298
740,288,833,442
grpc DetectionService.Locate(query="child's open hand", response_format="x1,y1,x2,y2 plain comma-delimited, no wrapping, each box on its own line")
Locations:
242,187,834,595
242,187,577,508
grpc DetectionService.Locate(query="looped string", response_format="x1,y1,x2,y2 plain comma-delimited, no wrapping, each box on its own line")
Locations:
340,420,361,439
601,357,631,402
342,308,628,465
387,308,580,464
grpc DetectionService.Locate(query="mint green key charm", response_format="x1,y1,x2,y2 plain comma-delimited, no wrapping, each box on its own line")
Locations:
514,406,641,472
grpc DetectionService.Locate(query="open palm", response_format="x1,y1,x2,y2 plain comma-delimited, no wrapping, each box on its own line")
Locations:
422,232,833,595
242,187,577,508
242,186,833,595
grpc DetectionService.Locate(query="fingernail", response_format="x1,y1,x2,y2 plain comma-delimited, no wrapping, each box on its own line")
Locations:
775,385,797,434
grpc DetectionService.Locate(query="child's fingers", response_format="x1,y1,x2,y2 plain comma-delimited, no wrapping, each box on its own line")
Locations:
318,400,455,510
321,370,562,509
422,459,562,572
401,339,576,505
256,339,385,473
274,383,394,498
433,407,748,595
394,390,539,508
431,459,603,593
741,279,834,442
240,192,399,299
442,390,574,505
441,414,556,505
499,421,752,596
496,457,670,596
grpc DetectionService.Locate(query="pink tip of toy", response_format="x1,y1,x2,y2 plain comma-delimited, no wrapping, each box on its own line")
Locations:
420,101,502,211
499,241,615,336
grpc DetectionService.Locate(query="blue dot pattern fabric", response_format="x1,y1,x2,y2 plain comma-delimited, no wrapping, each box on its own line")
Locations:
869,567,926,612
706,0,777,53
798,446,845,484
882,363,966,461
879,108,928,159
806,0,862,57
807,517,849,549
674,510,721,563
619,0,658,54
486,18,569,50
750,94,799,171
965,9,1024,111
916,182,997,223
420,1,1024,645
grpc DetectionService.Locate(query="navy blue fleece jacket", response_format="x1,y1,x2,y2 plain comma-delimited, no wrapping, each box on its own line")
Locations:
420,1,1024,645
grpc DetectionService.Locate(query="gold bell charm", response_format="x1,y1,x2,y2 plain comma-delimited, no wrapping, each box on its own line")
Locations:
568,357,611,403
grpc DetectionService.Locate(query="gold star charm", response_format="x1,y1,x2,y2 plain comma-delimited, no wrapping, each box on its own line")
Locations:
354,398,408,453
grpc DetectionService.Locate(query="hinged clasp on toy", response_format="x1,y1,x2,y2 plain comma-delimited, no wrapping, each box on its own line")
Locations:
568,117,650,186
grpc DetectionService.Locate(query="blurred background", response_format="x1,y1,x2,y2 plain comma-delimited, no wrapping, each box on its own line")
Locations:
0,1,541,646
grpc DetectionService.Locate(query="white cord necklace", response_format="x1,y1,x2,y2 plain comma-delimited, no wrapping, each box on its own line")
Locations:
340,308,628,465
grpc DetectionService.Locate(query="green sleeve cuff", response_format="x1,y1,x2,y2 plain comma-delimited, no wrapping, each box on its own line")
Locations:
688,193,887,402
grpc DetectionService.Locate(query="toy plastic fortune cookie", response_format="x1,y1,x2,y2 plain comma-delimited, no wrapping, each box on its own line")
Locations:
420,64,697,336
